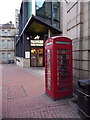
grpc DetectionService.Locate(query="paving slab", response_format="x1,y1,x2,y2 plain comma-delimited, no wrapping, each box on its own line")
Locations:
2,64,81,119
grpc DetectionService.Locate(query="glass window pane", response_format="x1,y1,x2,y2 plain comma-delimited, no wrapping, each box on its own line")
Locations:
2,30,8,36
7,30,11,35
2,30,4,35
53,2,60,20
57,54,69,59
7,53,11,60
36,0,60,28
7,40,11,49
2,53,5,61
59,60,69,64
2,40,5,48
36,1,52,24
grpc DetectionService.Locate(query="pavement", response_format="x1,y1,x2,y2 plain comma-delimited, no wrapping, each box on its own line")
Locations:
0,64,2,119
1,64,82,119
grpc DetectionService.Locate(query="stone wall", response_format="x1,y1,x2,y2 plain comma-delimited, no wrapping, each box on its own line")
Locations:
16,57,30,68
0,51,15,64
61,1,90,94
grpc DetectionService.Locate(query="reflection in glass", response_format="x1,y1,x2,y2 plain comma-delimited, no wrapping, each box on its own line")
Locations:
36,0,45,10
59,60,69,65
60,65,69,70
47,54,51,59
46,48,52,91
47,59,51,64
31,48,43,67
57,54,69,59
36,1,52,24
60,76,69,81
52,1,60,28
57,49,70,54
35,0,60,28
60,70,69,75
46,49,51,54
60,49,70,54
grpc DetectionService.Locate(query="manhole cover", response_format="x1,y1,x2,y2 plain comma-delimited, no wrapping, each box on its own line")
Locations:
7,85,27,99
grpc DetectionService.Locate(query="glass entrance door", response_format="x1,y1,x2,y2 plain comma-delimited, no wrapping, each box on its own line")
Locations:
31,48,43,67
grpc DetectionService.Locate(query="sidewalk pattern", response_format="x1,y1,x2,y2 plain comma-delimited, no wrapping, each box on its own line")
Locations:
2,64,81,118
0,64,2,119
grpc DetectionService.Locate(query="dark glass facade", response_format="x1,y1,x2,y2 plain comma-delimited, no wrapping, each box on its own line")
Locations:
36,0,60,28
18,0,60,36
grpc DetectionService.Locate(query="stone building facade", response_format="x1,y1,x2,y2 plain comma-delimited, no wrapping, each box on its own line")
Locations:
61,0,90,92
0,22,16,63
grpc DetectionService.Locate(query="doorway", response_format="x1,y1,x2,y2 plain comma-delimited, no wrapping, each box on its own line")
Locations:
31,48,43,67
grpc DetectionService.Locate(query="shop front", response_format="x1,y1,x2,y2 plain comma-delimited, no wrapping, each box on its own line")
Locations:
16,15,62,68
25,16,62,67
31,47,43,67
30,37,44,67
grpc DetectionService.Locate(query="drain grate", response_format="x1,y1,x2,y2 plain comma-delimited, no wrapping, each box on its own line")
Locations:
7,85,27,99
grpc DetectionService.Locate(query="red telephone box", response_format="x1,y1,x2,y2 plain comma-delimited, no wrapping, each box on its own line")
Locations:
45,36,73,100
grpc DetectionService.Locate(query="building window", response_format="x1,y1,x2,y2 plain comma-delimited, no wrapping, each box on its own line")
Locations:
36,0,52,24
2,40,5,48
7,53,11,60
7,30,11,36
2,30,8,36
52,2,60,28
36,0,45,10
53,8,57,19
7,40,11,49
35,0,60,28
2,53,5,61
2,30,5,35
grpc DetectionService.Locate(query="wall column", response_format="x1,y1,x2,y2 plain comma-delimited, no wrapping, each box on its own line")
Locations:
48,29,51,38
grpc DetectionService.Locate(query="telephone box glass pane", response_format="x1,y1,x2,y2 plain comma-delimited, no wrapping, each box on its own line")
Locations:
57,49,70,54
60,65,69,70
60,49,70,54
57,54,69,59
57,49,70,92
46,49,52,91
47,59,51,64
59,60,69,65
